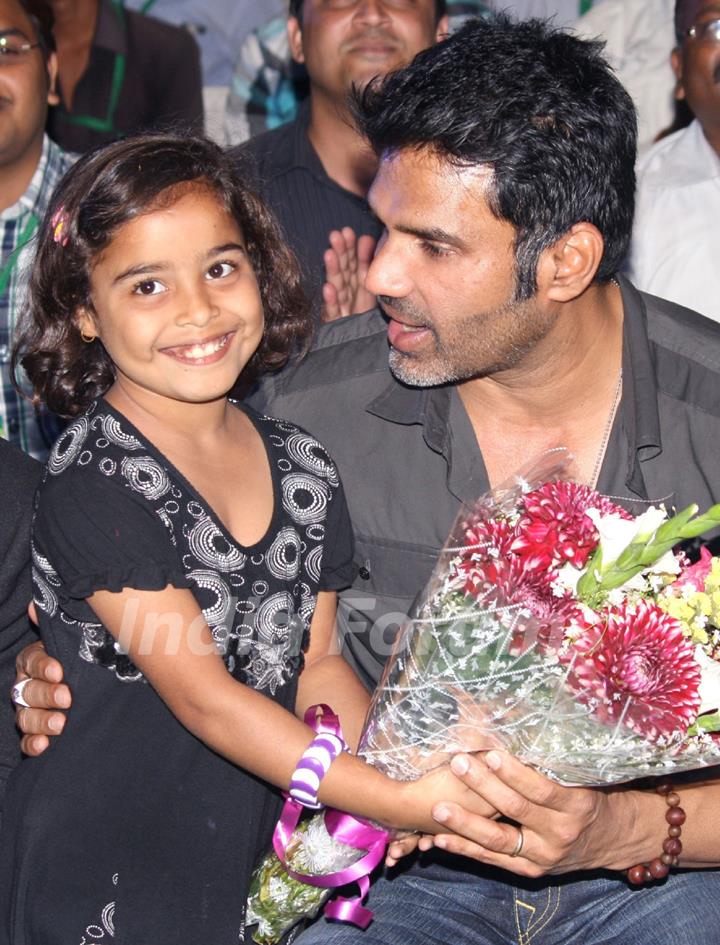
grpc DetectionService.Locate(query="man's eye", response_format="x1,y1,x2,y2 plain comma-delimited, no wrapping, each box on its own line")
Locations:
421,241,448,258
133,279,164,296
206,261,235,280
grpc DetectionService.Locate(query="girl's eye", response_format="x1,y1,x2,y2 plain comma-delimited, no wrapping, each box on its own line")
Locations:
206,261,236,280
133,279,165,296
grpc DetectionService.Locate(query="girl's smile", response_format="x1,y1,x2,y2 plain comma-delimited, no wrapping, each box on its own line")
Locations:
77,185,265,408
159,330,237,365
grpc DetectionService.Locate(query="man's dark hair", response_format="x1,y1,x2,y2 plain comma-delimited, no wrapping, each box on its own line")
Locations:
355,15,637,297
289,0,447,24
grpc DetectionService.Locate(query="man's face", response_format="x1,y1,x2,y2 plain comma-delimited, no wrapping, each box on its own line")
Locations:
673,2,720,138
288,1,447,105
0,0,55,168
365,147,558,387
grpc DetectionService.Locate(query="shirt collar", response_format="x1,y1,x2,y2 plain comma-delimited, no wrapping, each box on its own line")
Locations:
93,0,128,56
615,273,662,496
2,135,54,222
364,275,662,498
290,100,375,209
366,375,451,452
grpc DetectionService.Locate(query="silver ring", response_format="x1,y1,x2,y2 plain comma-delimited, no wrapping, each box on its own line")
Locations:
510,826,524,858
11,678,32,709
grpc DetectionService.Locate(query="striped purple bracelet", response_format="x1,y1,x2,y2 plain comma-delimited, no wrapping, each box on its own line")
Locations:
289,704,347,810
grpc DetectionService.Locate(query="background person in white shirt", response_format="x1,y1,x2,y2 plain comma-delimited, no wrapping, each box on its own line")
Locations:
626,0,720,322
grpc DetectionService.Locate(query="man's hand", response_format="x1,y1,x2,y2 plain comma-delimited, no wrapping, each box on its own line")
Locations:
322,227,377,321
418,750,635,877
14,639,71,756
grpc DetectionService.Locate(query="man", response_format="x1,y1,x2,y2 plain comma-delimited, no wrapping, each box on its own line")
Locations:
16,15,720,943
259,15,720,942
30,0,203,154
223,2,492,147
626,0,720,322
0,0,73,458
234,0,449,312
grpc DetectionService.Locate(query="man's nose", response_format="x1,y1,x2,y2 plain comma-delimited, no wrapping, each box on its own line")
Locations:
365,232,411,298
353,0,391,26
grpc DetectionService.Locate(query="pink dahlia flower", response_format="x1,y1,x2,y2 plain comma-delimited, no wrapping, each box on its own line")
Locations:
511,481,632,572
460,554,584,655
567,599,701,741
461,514,516,558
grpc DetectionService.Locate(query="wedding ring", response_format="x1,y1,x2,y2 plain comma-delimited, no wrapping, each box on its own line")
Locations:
510,826,524,858
11,678,32,709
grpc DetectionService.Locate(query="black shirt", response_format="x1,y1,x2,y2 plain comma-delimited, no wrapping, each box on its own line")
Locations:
235,101,383,313
0,439,42,827
0,400,353,942
48,0,204,154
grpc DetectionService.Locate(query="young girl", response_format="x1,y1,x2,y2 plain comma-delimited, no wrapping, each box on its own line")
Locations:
0,134,484,944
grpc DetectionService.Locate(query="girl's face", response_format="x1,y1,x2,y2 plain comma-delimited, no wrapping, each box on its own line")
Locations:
78,186,265,409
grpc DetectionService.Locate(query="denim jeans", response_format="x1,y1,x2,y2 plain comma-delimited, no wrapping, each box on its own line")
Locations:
295,851,720,945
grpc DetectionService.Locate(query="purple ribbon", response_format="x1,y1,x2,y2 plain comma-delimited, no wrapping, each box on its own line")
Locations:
273,705,390,928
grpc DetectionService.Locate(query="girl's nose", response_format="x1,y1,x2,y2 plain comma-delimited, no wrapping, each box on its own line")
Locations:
176,281,219,327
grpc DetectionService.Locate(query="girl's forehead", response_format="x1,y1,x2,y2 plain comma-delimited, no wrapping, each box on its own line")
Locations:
119,186,243,240
91,187,247,272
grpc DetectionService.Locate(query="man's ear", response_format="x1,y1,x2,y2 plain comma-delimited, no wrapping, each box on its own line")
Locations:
435,15,449,41
287,16,305,65
75,307,99,342
671,47,686,101
46,50,60,107
537,222,605,303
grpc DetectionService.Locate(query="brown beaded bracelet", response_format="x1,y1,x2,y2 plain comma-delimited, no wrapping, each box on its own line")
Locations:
627,781,685,885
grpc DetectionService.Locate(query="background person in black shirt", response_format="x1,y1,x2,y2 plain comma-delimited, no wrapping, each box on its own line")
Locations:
237,0,448,318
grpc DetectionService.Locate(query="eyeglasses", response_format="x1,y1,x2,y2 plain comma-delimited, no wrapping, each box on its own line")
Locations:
0,35,41,59
686,17,720,43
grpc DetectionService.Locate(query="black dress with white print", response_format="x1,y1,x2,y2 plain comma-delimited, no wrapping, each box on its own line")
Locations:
0,399,354,945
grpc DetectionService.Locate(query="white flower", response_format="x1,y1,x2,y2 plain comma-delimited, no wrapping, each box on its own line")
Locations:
585,506,666,567
554,563,583,594
696,646,720,716
584,506,681,592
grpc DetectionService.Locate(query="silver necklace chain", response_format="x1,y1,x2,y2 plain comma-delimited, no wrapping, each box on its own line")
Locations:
589,369,623,489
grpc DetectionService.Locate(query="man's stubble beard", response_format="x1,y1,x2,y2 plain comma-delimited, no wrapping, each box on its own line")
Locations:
386,292,556,389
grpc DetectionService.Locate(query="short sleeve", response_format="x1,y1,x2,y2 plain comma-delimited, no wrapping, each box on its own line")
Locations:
318,476,354,592
34,468,191,600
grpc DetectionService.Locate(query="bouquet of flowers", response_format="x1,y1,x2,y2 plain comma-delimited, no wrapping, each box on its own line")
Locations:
245,449,720,943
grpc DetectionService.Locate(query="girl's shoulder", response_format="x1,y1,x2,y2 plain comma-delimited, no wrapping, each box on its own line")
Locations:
239,402,342,490
39,401,181,528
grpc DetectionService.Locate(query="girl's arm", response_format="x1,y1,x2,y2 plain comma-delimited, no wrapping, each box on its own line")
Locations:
87,583,494,834
295,590,370,752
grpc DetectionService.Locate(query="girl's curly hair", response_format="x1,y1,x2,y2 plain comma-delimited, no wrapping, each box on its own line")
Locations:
13,133,312,417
